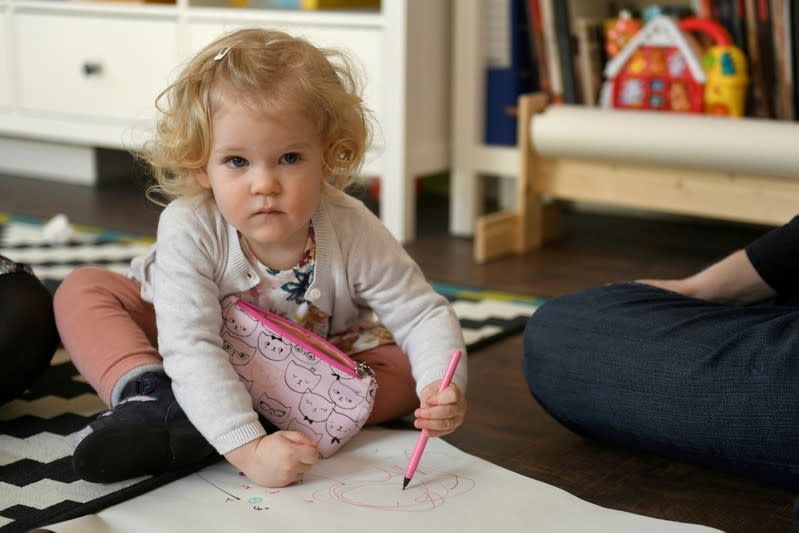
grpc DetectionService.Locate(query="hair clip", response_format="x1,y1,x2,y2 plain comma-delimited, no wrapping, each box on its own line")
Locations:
214,47,231,61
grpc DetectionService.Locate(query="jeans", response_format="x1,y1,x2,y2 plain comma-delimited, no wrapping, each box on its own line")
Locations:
522,282,799,490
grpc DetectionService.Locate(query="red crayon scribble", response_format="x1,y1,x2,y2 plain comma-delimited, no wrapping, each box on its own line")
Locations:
310,462,474,512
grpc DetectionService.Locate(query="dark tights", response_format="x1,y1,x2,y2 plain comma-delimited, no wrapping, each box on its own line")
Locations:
0,271,60,405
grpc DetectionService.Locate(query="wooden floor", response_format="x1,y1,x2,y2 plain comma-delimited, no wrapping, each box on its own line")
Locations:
3,172,796,532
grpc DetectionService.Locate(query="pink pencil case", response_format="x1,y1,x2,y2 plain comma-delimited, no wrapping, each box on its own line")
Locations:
220,297,377,457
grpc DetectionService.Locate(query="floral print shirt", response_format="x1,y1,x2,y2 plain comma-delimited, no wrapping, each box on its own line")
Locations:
238,227,394,355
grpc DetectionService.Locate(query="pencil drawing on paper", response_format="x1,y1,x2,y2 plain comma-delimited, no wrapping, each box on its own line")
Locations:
195,451,475,513
308,462,475,512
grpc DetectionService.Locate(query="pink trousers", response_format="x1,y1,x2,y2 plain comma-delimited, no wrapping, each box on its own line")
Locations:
53,266,419,424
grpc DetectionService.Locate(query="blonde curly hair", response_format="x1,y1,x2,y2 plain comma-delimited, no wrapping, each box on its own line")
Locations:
141,27,372,203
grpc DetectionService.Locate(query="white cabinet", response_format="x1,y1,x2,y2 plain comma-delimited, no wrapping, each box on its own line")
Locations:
15,13,179,123
0,0,451,243
186,19,384,150
0,11,9,109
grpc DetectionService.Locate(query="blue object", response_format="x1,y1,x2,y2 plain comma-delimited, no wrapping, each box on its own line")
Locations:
484,0,537,146
721,52,737,76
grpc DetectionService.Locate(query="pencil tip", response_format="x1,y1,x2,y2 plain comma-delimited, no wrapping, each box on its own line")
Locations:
402,477,410,490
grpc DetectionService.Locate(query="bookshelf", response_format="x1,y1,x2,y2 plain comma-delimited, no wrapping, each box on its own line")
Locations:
0,0,450,243
455,0,799,262
449,0,695,237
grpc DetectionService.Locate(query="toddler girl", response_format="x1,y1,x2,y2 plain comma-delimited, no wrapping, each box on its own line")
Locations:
54,27,467,488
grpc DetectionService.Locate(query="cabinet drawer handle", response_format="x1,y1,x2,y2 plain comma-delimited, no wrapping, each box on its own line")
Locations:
82,62,103,76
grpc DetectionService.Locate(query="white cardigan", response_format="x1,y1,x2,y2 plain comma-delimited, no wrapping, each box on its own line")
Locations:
129,185,467,454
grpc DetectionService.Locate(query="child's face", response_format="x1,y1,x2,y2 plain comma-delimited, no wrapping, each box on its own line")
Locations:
197,97,330,266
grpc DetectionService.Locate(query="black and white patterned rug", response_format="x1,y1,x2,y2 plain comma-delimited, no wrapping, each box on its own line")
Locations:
0,214,541,532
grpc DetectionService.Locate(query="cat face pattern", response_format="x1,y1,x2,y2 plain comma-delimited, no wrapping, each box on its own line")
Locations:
257,331,291,361
285,360,322,393
298,391,334,424
292,344,319,366
223,339,255,367
326,410,361,445
220,299,377,457
257,392,291,424
329,378,366,411
222,305,259,340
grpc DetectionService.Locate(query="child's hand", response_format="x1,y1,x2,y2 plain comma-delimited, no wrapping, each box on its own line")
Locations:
224,431,319,487
414,381,467,438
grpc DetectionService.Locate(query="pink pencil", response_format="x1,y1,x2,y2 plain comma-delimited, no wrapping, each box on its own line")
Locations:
402,349,463,490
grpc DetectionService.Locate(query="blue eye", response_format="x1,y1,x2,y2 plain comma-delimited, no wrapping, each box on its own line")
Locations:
226,156,248,168
279,152,300,164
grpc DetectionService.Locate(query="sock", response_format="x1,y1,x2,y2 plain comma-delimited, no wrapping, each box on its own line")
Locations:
109,364,165,406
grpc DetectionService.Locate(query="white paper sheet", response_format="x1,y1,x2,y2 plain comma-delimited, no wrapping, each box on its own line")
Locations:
50,428,722,533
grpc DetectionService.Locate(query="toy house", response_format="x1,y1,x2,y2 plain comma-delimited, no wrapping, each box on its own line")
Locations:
601,15,748,116
602,15,706,112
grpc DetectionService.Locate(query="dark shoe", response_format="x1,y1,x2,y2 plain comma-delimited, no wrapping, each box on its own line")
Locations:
73,371,217,483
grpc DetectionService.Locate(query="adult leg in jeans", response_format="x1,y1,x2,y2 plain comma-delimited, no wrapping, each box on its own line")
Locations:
522,281,799,490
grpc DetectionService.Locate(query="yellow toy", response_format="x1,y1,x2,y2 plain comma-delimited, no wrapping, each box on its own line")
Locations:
679,17,749,117
701,42,749,117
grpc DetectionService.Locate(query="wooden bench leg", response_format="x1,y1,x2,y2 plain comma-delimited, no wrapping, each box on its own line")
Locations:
516,93,559,251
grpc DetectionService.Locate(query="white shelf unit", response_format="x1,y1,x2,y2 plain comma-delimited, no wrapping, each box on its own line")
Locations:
0,6,9,109
0,0,451,243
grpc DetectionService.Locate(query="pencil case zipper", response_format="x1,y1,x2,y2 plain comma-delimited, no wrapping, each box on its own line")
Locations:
235,300,372,380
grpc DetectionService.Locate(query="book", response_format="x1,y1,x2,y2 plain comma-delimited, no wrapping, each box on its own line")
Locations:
574,17,605,106
729,0,749,54
783,0,795,119
552,0,578,103
527,0,551,99
756,0,777,118
792,0,799,119
744,0,771,117
538,0,563,102
716,0,736,44
772,0,794,119
483,0,538,145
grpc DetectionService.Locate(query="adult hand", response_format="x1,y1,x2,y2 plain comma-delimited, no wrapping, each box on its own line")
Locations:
637,278,696,297
638,250,775,304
